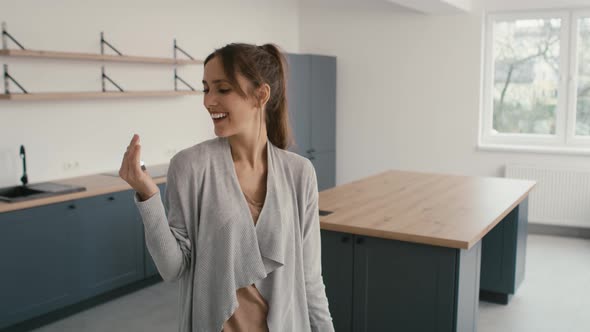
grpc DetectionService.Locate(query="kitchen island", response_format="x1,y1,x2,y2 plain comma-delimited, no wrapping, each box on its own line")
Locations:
317,169,535,332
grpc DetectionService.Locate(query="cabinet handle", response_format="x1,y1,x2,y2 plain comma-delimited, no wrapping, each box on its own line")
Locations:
307,148,315,153
341,236,350,243
68,204,76,210
356,237,364,244
108,196,115,201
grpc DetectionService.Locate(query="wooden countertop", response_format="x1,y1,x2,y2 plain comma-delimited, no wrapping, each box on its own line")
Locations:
2,166,536,251
0,163,169,213
318,170,536,250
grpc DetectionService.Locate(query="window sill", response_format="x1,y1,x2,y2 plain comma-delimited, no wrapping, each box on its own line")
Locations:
477,143,590,156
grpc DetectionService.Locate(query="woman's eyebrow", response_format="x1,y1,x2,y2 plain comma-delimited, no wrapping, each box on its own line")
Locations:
202,79,230,84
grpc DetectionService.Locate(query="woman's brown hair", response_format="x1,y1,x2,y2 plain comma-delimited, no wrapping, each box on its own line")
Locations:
204,43,294,150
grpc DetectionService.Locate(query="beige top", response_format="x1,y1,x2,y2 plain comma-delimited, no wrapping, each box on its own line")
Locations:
222,190,270,332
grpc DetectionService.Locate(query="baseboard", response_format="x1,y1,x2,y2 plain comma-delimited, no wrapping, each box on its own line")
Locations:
529,223,590,239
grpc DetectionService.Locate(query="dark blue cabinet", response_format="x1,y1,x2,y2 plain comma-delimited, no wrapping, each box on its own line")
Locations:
352,235,457,331
0,186,165,330
320,230,354,332
286,53,337,191
321,229,481,332
0,201,80,329
76,189,144,300
480,198,529,304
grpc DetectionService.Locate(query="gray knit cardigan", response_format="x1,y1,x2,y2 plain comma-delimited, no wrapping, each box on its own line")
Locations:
133,136,335,332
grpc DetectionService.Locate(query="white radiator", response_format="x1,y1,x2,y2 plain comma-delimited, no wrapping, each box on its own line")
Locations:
505,164,590,228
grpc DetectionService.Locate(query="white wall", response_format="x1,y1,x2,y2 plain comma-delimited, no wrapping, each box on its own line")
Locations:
299,0,590,186
0,0,299,186
3,0,590,189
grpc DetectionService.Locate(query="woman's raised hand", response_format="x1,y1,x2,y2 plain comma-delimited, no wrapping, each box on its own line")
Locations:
119,134,159,201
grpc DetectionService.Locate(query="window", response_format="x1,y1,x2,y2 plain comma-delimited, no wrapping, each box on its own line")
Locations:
480,9,590,153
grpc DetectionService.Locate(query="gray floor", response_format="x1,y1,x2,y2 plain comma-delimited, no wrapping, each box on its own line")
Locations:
479,234,590,332
31,234,590,332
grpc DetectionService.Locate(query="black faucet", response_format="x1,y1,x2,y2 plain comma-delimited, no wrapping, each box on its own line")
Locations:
20,145,28,186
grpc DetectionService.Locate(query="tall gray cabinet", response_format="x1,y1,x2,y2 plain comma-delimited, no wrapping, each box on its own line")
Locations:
286,53,337,191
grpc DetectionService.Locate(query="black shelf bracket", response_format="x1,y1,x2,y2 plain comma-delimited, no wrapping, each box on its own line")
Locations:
100,32,123,56
101,66,124,92
3,64,28,94
2,22,26,50
173,39,195,61
174,68,195,91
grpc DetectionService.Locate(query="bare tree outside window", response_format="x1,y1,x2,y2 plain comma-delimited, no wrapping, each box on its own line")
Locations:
492,18,561,135
576,17,590,136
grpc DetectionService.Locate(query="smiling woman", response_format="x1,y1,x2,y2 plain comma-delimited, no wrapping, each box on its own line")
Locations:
128,42,335,332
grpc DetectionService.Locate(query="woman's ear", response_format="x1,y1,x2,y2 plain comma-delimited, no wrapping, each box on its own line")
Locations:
257,83,271,108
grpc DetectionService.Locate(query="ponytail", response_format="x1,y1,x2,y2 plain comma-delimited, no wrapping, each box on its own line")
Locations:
259,43,293,150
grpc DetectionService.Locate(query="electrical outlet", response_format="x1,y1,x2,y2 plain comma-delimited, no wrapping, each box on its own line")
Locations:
63,161,80,171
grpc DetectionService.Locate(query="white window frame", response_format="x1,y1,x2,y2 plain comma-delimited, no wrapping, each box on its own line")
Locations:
478,9,590,155
568,10,590,147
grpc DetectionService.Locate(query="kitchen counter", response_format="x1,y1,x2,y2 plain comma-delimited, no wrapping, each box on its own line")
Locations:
2,167,536,248
318,169,536,249
1,166,537,331
0,163,169,213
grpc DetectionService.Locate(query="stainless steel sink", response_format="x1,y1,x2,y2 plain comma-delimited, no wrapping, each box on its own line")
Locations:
0,144,87,203
0,182,87,203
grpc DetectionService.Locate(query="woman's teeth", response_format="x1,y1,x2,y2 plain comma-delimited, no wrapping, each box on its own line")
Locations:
211,113,228,119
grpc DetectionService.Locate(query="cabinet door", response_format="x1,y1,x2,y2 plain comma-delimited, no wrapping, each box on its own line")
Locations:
310,55,337,153
480,198,528,302
144,183,166,277
311,150,336,191
0,201,79,329
320,230,353,332
286,53,312,156
76,190,144,299
353,235,457,332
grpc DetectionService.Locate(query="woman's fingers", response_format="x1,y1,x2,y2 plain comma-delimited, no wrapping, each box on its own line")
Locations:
119,134,158,197
119,149,129,178
132,143,142,175
132,135,141,173
120,134,139,179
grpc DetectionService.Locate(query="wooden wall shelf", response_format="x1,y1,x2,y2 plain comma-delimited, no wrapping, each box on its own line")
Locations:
0,49,203,65
1,24,201,99
0,90,202,101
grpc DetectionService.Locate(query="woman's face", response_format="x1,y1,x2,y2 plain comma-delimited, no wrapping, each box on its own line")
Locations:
202,56,261,138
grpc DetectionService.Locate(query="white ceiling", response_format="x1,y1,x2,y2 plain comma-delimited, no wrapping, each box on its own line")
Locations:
482,0,590,11
301,0,590,14
387,0,472,14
